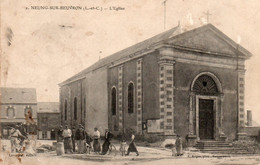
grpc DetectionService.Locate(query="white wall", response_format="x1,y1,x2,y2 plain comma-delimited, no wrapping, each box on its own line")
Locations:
85,67,108,136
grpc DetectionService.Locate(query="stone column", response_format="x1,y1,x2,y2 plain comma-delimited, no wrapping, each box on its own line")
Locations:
158,55,175,136
118,65,124,132
247,110,252,126
219,94,227,141
237,68,247,140
187,93,196,146
136,59,143,134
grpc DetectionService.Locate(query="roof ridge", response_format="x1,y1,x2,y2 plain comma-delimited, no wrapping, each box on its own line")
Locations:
60,25,180,85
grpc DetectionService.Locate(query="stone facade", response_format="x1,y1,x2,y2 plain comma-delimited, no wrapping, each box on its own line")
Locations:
59,24,252,141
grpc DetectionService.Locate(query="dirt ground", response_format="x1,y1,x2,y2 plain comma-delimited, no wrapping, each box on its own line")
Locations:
0,140,259,165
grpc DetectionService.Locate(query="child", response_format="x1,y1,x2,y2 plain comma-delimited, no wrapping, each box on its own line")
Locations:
119,139,127,156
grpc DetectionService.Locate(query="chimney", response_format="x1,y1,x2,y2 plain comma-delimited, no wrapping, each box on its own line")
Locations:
247,110,252,126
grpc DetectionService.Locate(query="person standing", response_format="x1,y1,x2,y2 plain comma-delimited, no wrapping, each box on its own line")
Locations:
175,135,183,156
85,132,93,154
126,134,139,156
71,127,76,152
57,125,63,142
9,126,24,153
92,128,101,154
62,125,73,154
101,129,113,155
75,125,86,154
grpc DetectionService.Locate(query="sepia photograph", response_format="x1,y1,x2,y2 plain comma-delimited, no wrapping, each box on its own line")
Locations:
0,0,260,164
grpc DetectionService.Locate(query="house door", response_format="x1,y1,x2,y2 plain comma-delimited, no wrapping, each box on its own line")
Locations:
199,99,214,139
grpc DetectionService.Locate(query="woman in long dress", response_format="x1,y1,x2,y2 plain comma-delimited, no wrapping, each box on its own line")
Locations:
126,134,139,156
92,128,101,154
175,135,183,156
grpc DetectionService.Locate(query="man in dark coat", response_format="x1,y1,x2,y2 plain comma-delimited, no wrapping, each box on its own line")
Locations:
71,127,76,152
57,125,63,142
101,129,113,155
75,125,86,154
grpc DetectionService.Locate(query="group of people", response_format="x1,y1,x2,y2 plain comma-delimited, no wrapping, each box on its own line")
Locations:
57,124,92,154
57,125,139,156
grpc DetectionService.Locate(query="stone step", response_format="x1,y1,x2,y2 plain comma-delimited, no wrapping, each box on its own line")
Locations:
195,146,233,149
196,141,231,144
197,147,245,151
193,140,250,154
200,150,249,154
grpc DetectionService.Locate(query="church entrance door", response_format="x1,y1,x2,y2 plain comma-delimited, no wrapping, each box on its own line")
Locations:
199,99,214,139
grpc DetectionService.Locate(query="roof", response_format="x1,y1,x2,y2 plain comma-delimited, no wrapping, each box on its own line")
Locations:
37,102,60,113
59,25,181,85
0,87,37,104
59,24,252,86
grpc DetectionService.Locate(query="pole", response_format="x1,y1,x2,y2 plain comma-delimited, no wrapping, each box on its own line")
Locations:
162,0,168,30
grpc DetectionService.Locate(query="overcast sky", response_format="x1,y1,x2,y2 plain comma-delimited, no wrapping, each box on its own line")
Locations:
1,0,259,123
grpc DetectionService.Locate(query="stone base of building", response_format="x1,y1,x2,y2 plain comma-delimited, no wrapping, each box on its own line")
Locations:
216,132,228,141
187,134,197,147
237,132,248,140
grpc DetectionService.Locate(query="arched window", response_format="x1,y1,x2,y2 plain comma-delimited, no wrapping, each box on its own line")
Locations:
64,100,68,121
111,87,117,115
74,97,77,120
128,82,134,114
192,75,218,94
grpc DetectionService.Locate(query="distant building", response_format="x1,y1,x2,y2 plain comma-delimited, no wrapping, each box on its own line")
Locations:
59,24,252,142
37,102,60,140
0,87,37,139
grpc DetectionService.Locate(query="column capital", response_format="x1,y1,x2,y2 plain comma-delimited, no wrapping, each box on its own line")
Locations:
158,57,176,65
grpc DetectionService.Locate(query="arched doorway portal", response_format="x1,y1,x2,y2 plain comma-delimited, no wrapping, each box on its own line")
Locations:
190,72,224,140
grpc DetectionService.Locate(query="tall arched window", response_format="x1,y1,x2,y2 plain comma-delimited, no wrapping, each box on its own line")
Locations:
111,87,117,115
64,100,67,121
74,97,77,120
128,82,134,114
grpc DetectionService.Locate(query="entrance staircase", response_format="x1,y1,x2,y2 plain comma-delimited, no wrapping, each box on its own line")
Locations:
193,140,249,154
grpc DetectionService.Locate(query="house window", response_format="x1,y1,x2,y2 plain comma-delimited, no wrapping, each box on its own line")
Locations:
128,82,134,114
64,100,68,121
6,106,15,119
111,87,117,115
74,97,77,120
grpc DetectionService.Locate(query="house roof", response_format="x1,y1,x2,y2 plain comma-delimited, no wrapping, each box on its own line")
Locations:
37,102,59,113
59,24,252,86
0,87,37,104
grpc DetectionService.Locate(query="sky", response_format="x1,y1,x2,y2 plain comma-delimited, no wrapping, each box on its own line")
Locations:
1,0,259,124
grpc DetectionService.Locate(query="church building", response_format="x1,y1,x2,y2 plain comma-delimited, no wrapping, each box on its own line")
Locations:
59,24,252,143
